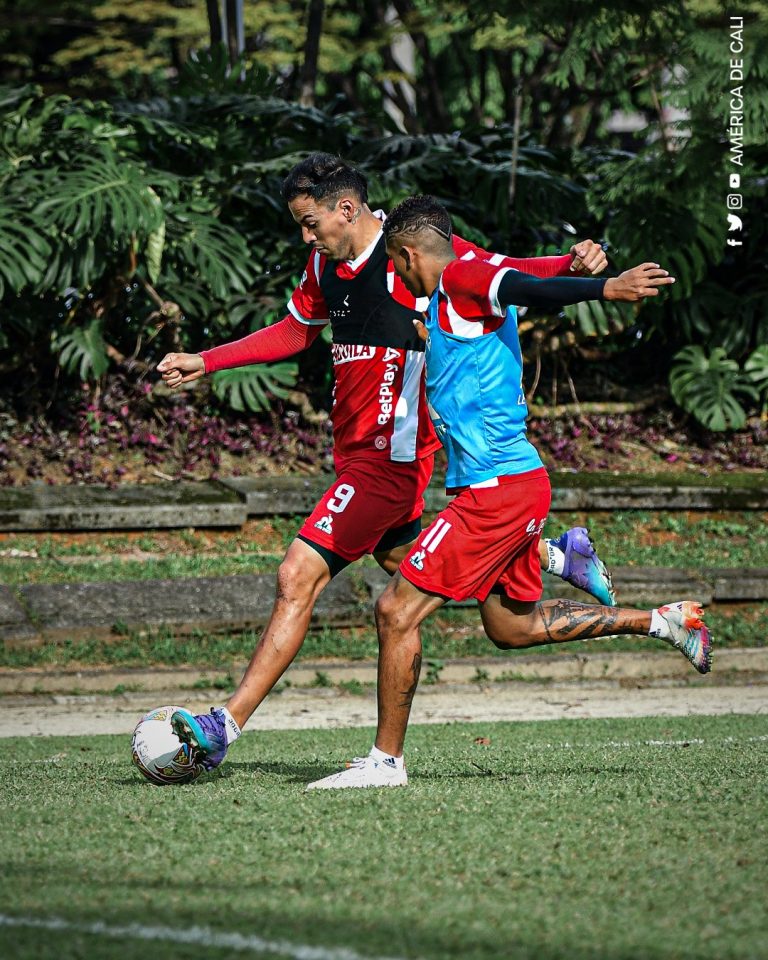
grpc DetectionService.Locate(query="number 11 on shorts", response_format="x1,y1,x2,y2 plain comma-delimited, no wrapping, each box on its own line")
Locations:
422,517,452,553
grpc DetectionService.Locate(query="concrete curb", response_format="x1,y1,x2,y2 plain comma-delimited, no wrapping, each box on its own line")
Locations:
0,472,765,532
0,480,245,531
2,566,767,648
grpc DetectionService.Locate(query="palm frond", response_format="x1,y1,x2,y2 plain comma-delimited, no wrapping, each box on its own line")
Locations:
211,363,298,413
0,206,51,296
34,151,163,238
54,318,110,380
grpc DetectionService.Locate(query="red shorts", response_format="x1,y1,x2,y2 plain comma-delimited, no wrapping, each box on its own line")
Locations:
400,468,551,602
298,454,434,564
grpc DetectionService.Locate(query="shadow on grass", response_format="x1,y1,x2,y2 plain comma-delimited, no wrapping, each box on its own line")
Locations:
119,759,337,787
218,758,636,786
418,761,635,779
227,759,337,783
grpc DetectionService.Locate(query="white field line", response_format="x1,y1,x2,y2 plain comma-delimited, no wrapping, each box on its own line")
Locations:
528,734,768,750
0,914,415,960
15,734,768,768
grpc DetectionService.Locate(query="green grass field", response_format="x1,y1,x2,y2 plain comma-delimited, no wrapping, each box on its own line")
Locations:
2,603,766,673
2,714,766,960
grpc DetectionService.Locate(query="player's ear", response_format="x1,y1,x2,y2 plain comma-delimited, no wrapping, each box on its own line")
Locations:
338,197,359,221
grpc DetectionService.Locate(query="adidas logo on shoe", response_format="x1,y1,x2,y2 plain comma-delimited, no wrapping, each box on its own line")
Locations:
306,754,408,790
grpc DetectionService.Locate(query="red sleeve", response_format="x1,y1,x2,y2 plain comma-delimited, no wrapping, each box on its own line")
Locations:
286,250,330,325
441,258,509,321
489,253,574,278
451,234,491,259
451,233,574,278
200,314,323,374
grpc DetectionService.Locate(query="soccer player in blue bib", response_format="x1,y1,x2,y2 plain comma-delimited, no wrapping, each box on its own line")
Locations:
307,196,712,790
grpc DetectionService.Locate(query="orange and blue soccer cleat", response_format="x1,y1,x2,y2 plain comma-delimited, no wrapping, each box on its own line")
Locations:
651,601,713,674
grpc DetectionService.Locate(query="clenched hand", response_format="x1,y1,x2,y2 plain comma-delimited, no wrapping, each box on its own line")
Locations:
156,352,206,389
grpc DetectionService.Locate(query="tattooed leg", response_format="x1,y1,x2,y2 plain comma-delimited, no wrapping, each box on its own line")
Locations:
374,574,444,757
399,653,423,708
479,594,651,650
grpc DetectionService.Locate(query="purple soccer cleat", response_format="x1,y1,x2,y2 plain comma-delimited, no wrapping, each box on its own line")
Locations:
171,707,229,771
551,526,616,607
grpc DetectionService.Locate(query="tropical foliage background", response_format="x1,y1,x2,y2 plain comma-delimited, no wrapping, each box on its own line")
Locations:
0,0,766,463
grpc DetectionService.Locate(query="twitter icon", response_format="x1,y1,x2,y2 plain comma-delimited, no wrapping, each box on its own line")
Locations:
727,213,743,231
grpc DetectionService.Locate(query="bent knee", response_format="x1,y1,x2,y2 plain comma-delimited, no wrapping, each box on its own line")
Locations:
374,587,400,628
275,555,330,604
481,612,526,650
375,585,420,640
485,625,515,650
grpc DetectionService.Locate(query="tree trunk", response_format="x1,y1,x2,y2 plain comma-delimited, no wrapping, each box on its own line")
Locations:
299,0,325,107
450,35,482,125
493,50,515,120
365,0,421,133
224,0,241,65
508,82,523,210
478,49,488,117
390,0,448,131
206,0,222,47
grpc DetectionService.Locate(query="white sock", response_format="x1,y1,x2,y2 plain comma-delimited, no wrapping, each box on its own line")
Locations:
649,608,672,639
370,745,404,769
544,539,565,576
219,707,242,744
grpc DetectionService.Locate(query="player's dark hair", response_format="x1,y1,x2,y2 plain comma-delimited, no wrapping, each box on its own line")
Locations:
383,195,453,246
281,153,368,206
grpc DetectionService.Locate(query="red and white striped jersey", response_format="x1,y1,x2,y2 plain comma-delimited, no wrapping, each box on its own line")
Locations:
286,212,574,465
434,255,511,337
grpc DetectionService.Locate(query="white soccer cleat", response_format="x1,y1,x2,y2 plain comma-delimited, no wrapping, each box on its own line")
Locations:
306,755,408,790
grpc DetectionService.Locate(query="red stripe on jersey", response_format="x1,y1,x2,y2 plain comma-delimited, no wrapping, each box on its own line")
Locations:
437,258,510,336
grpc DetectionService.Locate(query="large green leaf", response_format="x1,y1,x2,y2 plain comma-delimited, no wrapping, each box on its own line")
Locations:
211,363,298,413
563,298,634,338
54,318,110,380
34,152,163,238
0,206,51,296
670,346,759,431
144,188,166,285
167,208,254,300
744,345,768,408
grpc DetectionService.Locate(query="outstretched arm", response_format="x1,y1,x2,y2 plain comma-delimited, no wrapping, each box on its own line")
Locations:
489,242,607,279
497,262,674,310
498,240,608,278
156,314,323,389
453,236,607,278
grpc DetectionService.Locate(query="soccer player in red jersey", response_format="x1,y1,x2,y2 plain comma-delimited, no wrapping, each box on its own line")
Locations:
157,156,615,773
305,196,712,790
